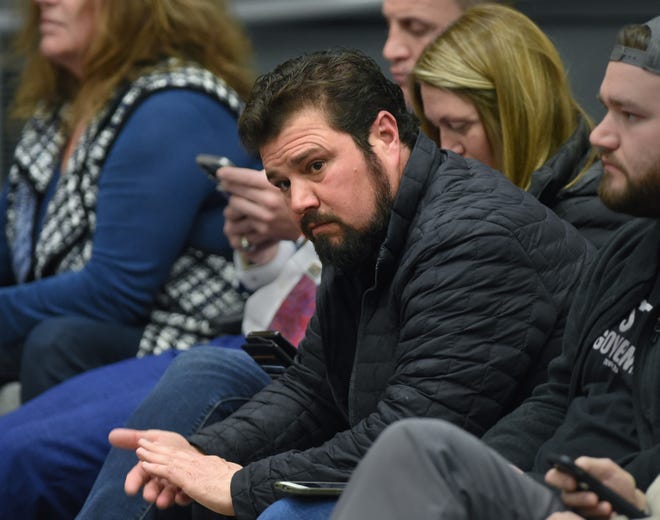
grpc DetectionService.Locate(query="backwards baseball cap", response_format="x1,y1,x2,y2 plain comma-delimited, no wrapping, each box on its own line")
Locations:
610,15,660,75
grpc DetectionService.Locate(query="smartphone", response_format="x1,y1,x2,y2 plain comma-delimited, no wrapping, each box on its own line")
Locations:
274,480,347,496
242,330,298,372
195,154,233,197
244,330,297,359
546,454,647,518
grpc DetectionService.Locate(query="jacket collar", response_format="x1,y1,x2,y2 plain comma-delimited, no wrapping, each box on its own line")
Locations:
527,115,592,204
376,132,444,279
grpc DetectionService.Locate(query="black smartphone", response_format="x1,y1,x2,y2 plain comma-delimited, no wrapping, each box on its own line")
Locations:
242,330,298,370
195,154,233,197
547,454,647,518
274,480,347,496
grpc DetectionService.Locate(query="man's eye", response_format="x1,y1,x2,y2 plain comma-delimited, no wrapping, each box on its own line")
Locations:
310,161,325,172
274,180,291,193
403,20,432,36
623,111,640,123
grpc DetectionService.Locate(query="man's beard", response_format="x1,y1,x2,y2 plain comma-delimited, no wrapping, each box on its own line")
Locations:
598,153,660,218
301,153,393,271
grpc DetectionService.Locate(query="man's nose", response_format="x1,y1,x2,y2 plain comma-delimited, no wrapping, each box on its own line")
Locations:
289,180,320,215
382,26,409,62
589,113,619,152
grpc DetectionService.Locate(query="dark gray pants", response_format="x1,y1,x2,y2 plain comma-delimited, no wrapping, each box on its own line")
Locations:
331,418,564,520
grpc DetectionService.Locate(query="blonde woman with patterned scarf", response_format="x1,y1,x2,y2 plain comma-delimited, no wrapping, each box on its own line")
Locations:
0,0,257,400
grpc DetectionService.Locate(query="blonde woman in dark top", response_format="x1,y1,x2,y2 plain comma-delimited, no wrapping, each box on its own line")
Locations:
411,3,629,248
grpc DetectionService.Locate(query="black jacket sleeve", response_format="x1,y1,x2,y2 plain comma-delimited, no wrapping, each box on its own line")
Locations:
624,448,660,491
481,325,578,470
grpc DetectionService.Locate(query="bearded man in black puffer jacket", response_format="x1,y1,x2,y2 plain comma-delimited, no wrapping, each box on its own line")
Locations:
85,49,593,519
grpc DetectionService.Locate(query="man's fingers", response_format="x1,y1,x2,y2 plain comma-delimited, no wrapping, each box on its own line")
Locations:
142,474,166,503
109,428,145,449
175,490,193,506
140,460,182,489
545,468,578,491
561,490,599,509
124,463,150,496
109,428,167,449
155,484,178,510
136,441,180,466
560,490,612,520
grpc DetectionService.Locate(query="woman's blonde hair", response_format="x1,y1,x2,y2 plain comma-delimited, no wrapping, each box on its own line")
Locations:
412,3,591,189
11,0,255,130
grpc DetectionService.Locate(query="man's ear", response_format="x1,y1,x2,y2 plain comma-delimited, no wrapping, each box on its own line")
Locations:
369,110,399,150
369,110,407,192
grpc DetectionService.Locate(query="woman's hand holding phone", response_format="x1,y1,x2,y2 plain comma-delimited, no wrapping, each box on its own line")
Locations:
195,154,301,264
218,166,300,240
219,165,300,264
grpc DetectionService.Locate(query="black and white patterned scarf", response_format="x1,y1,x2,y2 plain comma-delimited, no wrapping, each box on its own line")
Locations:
5,59,250,356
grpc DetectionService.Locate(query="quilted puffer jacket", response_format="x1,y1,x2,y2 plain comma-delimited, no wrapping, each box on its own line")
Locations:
189,133,593,519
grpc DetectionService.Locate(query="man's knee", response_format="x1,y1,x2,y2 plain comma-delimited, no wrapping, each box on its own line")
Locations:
167,345,228,373
380,418,463,447
258,497,336,520
372,418,472,471
167,345,266,385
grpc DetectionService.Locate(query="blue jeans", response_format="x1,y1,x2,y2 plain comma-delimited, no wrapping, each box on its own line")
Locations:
0,339,269,520
77,344,271,519
257,498,337,520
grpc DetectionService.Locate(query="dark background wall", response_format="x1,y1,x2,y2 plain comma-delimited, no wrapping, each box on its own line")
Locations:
0,3,21,181
235,0,657,122
0,0,658,179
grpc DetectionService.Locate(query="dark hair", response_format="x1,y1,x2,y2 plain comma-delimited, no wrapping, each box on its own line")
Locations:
616,23,651,50
238,48,418,155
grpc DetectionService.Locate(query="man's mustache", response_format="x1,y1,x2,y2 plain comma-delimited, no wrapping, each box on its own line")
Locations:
300,211,342,237
598,151,627,175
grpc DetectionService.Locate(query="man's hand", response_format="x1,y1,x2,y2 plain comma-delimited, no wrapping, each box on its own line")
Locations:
218,166,301,263
545,456,647,519
109,428,195,509
109,428,241,515
135,436,242,515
